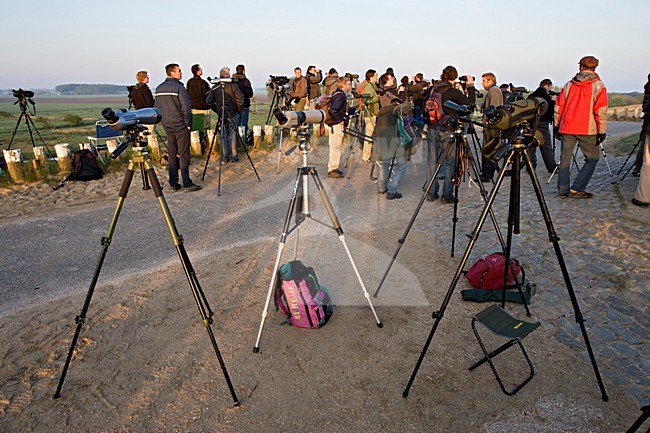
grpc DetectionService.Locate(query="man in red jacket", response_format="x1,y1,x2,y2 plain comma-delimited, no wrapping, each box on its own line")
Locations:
554,55,608,198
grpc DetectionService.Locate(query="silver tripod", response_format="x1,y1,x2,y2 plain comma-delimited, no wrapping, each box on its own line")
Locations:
253,125,383,353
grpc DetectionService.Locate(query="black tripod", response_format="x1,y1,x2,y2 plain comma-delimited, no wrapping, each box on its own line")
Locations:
6,91,53,157
617,129,645,180
201,80,260,195
53,126,240,407
343,109,374,179
253,125,383,353
374,118,530,313
266,86,291,125
402,123,609,402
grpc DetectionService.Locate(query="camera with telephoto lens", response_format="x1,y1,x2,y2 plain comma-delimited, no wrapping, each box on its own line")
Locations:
269,75,289,86
345,73,359,79
458,75,475,83
13,88,35,99
208,76,239,85
273,108,326,128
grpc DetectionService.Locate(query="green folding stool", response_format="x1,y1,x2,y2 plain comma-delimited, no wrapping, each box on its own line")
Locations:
469,304,540,396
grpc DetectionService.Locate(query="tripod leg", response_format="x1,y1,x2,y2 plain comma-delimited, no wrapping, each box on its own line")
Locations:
276,128,284,174
253,168,303,353
25,114,52,156
450,137,462,257
403,150,515,398
521,148,609,402
310,169,382,327
54,163,137,398
373,137,455,297
201,121,219,182
616,138,641,176
145,162,239,406
7,112,26,149
227,116,261,181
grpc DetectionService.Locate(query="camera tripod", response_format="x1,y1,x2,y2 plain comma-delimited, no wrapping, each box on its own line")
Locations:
616,130,645,180
253,126,383,353
266,87,291,125
402,125,609,402
7,96,53,157
549,136,613,183
201,81,261,195
343,108,374,179
54,127,240,407
373,119,530,313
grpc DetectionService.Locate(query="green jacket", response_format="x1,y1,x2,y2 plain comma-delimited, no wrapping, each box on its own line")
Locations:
359,80,380,117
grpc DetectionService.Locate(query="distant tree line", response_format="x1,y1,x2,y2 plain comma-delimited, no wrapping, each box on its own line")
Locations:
55,84,129,95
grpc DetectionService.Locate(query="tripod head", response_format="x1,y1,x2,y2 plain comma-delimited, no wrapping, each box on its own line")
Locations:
12,89,36,114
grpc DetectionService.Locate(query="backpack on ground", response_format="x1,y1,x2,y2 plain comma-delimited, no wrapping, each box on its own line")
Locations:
465,252,525,291
274,260,333,329
424,88,449,127
65,149,103,182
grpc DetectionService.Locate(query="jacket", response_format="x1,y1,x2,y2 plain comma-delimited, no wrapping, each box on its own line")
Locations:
555,71,607,135
206,82,244,117
154,78,192,132
328,88,348,125
186,76,210,110
432,81,476,116
306,71,323,100
323,75,339,96
233,74,254,108
482,84,503,123
359,80,380,117
131,83,154,109
291,76,307,99
373,88,411,159
529,86,555,123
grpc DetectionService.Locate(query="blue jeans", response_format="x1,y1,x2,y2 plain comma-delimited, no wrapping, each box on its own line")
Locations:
425,128,454,199
238,107,250,137
557,134,600,195
221,113,240,161
378,156,407,194
166,127,192,187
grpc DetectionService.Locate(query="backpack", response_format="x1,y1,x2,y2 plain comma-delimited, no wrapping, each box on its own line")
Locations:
66,149,103,181
396,105,418,148
465,252,524,291
274,261,333,329
316,89,346,126
424,88,449,127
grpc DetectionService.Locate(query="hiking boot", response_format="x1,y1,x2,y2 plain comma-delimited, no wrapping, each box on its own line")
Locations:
568,189,593,199
328,170,343,179
184,184,202,192
387,192,402,200
169,184,182,193
426,193,439,202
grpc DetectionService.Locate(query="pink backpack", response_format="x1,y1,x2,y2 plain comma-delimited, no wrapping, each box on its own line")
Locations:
274,261,333,328
465,252,524,291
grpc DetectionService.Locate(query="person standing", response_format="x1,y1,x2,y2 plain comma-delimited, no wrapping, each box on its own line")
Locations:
155,63,201,192
327,77,350,178
186,64,211,147
305,66,323,110
530,78,557,172
358,69,380,162
206,67,244,163
480,72,503,182
323,68,339,96
290,67,308,111
233,64,254,140
555,55,608,198
132,71,154,109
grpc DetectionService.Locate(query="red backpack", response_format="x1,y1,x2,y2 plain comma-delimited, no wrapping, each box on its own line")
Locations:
424,88,449,126
465,252,524,290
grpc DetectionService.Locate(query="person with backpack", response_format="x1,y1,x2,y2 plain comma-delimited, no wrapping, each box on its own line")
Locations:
358,69,380,162
479,72,503,183
374,74,412,200
423,65,476,203
326,77,351,178
322,68,339,96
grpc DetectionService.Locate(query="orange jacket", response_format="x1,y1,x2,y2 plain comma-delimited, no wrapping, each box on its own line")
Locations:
555,71,607,135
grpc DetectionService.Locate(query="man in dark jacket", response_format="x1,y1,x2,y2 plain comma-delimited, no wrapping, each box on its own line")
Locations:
322,68,339,96
424,65,476,202
530,78,557,172
327,77,350,178
132,71,155,109
306,66,323,109
155,63,201,192
186,64,211,144
233,64,254,140
206,67,245,163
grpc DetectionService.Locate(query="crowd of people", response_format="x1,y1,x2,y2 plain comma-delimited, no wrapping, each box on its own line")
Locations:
129,57,648,207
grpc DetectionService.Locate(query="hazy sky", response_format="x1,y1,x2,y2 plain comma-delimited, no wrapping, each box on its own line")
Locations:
2,0,649,92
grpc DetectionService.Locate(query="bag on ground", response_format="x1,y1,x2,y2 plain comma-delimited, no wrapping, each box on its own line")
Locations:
274,260,333,328
465,252,524,290
65,149,103,181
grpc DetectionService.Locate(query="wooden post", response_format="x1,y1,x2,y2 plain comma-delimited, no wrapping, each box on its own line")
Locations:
55,143,72,174
148,134,160,161
264,125,274,144
253,125,262,148
3,149,25,183
190,131,202,156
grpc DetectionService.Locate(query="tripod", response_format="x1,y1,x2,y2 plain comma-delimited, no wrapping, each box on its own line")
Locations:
253,126,383,353
373,118,530,314
266,86,291,125
617,131,645,180
53,127,240,406
201,80,261,195
7,94,53,157
402,123,609,402
343,109,374,179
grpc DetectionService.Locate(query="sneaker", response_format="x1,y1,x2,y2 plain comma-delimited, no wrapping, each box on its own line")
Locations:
184,184,202,192
169,184,182,193
328,170,343,179
387,192,402,200
568,189,593,199
426,193,439,202
632,198,649,207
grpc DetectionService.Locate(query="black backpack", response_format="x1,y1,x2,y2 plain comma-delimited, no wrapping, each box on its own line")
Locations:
66,149,103,181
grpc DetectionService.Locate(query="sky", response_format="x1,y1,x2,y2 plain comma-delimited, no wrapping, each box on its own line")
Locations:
2,0,649,93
